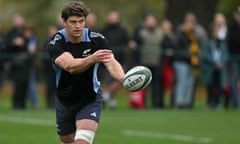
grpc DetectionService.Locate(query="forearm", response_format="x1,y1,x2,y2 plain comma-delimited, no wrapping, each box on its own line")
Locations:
55,52,95,74
104,58,125,83
55,49,115,74
66,56,94,73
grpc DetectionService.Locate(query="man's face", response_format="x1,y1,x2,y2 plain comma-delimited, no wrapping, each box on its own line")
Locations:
12,13,25,27
144,15,157,30
107,11,119,24
64,15,85,39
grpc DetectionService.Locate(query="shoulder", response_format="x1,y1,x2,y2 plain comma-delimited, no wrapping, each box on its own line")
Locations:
49,32,65,45
88,31,109,48
89,31,105,39
89,31,108,44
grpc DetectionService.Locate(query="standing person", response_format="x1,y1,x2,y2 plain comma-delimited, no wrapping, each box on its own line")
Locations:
47,1,125,144
201,24,229,110
5,12,30,110
176,12,207,108
137,14,164,108
173,13,201,109
211,12,230,108
160,19,176,108
227,6,240,109
23,25,39,109
100,9,129,109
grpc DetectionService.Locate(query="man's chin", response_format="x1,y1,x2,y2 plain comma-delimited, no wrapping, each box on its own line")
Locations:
72,34,82,38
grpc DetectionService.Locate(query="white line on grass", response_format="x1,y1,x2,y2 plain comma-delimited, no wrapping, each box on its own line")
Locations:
0,115,54,127
122,129,212,143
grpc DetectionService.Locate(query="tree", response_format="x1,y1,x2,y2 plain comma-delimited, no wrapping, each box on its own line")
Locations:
165,0,219,30
218,0,240,21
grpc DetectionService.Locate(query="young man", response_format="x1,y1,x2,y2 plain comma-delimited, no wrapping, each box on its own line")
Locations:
47,1,125,144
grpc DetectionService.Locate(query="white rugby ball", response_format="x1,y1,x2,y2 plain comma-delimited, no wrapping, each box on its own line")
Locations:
123,66,152,92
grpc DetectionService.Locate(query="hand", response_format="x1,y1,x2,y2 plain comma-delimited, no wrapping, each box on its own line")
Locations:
215,63,223,69
128,40,137,49
91,49,113,63
13,37,24,46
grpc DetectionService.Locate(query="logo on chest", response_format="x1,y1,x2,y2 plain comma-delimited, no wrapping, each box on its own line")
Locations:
82,49,92,57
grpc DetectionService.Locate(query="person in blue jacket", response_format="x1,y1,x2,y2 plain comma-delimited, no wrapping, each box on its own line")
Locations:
200,24,229,110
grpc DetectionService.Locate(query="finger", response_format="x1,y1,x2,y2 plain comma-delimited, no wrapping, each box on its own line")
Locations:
99,49,112,54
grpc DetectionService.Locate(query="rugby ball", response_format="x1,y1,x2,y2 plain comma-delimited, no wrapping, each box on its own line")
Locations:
123,66,152,92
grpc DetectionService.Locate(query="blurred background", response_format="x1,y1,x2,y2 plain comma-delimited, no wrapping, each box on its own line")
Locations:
0,0,239,46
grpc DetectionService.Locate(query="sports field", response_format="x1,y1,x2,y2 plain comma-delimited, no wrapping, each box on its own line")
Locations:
0,84,240,144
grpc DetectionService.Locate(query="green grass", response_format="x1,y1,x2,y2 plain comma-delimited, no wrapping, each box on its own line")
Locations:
0,84,240,144
0,109,239,144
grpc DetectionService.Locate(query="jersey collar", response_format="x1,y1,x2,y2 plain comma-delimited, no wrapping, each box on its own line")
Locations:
59,28,91,43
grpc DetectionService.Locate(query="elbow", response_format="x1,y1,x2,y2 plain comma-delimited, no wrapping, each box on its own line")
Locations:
66,68,74,74
65,65,78,74
65,63,88,74
68,69,79,74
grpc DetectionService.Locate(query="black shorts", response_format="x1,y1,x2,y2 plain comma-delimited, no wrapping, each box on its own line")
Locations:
55,96,103,136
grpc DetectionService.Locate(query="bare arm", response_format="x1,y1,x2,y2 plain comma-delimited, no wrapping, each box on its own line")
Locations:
103,55,125,83
55,49,113,74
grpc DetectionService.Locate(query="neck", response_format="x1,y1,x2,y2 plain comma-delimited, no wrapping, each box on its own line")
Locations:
66,30,83,43
70,36,83,43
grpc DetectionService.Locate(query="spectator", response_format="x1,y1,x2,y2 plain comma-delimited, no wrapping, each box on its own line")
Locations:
160,19,176,108
201,24,229,110
86,12,98,32
137,14,164,108
23,25,39,109
5,12,29,110
212,12,230,108
227,6,240,109
100,9,129,109
173,13,201,109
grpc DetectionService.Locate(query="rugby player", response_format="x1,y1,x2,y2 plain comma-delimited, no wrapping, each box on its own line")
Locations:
47,1,125,144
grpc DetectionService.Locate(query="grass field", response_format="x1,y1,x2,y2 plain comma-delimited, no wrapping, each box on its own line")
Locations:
0,83,240,144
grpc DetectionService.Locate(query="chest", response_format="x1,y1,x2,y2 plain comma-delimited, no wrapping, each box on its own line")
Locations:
140,29,163,46
66,42,98,58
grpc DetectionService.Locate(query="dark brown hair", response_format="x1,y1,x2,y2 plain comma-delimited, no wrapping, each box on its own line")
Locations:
61,1,90,21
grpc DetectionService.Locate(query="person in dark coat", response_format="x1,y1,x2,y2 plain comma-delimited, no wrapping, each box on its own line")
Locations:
100,9,129,109
5,12,30,109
